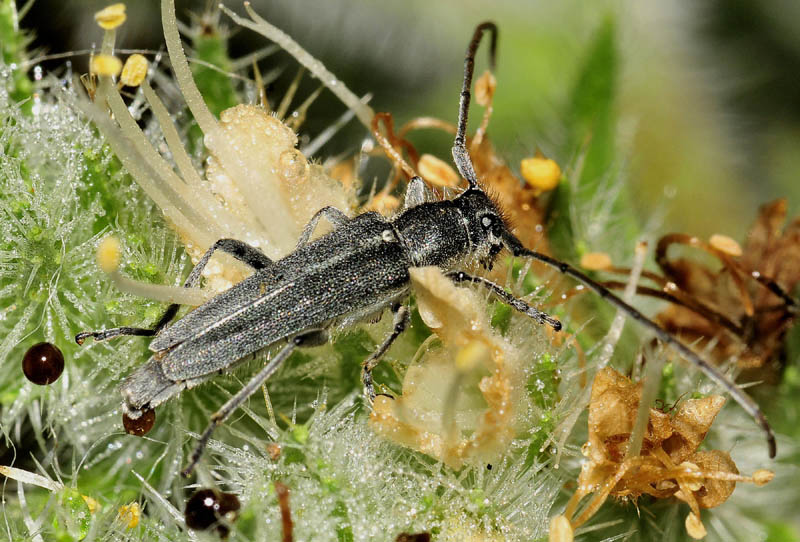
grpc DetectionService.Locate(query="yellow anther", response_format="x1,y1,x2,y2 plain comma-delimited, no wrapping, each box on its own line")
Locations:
580,252,612,271
81,495,99,514
548,515,574,542
455,340,489,372
709,234,742,257
685,512,707,540
752,469,774,486
521,157,561,193
418,154,459,188
94,3,127,30
90,54,123,78
367,193,400,215
97,236,122,274
118,502,140,529
475,70,496,107
120,54,148,87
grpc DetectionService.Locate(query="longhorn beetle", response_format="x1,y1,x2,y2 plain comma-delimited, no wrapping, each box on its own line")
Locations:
77,21,780,477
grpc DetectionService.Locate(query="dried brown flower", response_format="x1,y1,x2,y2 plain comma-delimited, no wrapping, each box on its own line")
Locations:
551,368,773,541
655,199,799,370
576,200,799,372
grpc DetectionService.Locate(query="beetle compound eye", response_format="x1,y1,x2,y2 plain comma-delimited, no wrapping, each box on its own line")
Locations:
122,408,156,436
22,342,64,385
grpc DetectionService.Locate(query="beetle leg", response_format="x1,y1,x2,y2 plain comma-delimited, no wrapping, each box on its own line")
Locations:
446,271,562,331
362,304,410,402
182,328,328,477
404,176,433,209
76,238,274,344
295,206,350,248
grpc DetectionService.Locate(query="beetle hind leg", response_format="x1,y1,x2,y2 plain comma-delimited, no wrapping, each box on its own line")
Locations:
362,304,410,402
182,329,329,477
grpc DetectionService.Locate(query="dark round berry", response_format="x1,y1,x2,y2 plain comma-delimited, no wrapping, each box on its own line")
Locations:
185,488,240,534
122,408,156,436
22,342,64,385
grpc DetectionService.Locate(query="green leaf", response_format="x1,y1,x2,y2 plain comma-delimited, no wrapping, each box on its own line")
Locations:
549,16,622,261
567,17,617,190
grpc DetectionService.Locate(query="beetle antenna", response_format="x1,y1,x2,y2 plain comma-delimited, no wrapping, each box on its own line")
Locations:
452,21,497,190
502,232,777,459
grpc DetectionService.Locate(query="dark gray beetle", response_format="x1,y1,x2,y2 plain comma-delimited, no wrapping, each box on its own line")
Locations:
77,22,779,476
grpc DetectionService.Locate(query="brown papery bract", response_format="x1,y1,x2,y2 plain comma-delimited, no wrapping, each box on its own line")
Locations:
552,368,773,540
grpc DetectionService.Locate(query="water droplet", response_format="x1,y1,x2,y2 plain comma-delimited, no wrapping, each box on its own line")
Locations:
122,408,156,436
185,488,241,537
22,342,64,385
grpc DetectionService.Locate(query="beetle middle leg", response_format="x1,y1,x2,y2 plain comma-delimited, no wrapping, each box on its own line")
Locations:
76,238,273,344
362,303,410,402
182,328,329,477
446,271,561,330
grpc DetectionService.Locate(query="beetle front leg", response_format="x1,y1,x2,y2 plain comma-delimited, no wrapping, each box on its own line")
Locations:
362,304,410,402
76,238,274,344
182,328,329,477
295,206,350,248
446,271,562,331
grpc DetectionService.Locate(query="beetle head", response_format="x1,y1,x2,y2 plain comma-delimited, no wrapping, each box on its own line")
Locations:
454,187,510,270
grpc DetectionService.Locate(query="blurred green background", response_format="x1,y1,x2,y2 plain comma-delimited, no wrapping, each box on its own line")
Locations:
18,0,800,240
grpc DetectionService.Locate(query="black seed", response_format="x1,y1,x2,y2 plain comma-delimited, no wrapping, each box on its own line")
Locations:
185,488,241,536
122,408,156,436
22,342,64,385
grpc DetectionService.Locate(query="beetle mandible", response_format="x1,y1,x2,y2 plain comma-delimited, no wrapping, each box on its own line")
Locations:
77,22,779,477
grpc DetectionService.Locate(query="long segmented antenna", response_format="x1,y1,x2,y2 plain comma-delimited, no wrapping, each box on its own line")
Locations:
452,21,777,458
452,22,497,189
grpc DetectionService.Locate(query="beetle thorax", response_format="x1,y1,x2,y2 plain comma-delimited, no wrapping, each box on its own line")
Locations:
392,189,507,270
392,201,472,269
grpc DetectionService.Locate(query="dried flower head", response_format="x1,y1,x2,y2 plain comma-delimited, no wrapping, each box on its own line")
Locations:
574,199,799,372
552,367,773,540
370,267,524,468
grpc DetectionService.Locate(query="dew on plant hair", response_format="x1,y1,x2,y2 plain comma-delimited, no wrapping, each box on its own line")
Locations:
22,342,64,385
